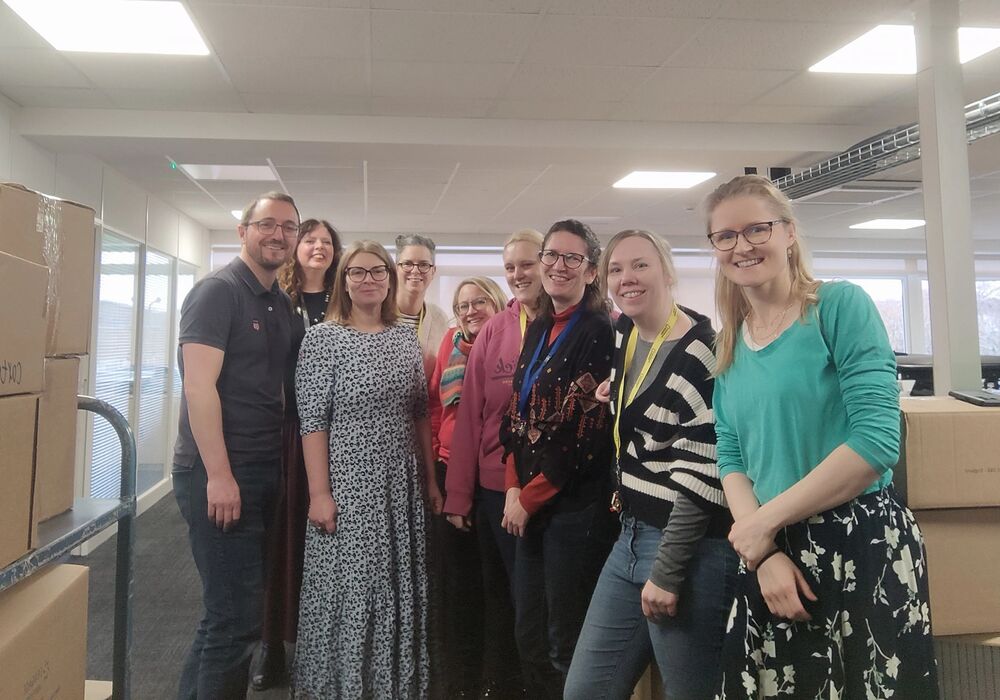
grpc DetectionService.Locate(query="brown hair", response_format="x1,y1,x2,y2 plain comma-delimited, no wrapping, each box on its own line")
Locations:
538,219,609,319
327,240,399,327
278,219,343,306
599,229,678,295
239,191,300,226
703,175,820,374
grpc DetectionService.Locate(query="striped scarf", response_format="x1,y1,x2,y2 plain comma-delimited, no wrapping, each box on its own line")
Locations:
440,330,474,407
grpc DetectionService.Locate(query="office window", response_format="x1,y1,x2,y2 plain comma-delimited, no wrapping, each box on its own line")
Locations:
827,278,906,353
920,279,1000,355
90,233,140,499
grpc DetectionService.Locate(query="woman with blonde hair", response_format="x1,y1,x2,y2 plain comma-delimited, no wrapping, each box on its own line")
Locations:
292,240,443,699
565,229,737,700
707,175,937,698
426,276,507,698
442,228,544,697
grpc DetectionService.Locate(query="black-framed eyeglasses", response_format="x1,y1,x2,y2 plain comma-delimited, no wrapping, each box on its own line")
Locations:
345,265,390,282
397,260,434,273
247,219,299,237
707,220,787,251
455,297,491,315
539,249,589,269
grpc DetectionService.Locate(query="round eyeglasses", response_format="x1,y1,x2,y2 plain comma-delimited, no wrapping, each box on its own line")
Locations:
539,249,589,269
455,297,491,316
345,265,390,282
707,220,786,251
397,260,434,273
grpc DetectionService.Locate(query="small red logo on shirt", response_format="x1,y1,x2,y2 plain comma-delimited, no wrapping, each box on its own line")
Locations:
251,319,261,331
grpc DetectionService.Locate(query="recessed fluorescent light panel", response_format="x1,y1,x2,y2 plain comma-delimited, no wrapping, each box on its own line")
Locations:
810,24,1000,74
230,210,242,220
613,171,716,189
849,219,925,230
3,0,209,55
180,165,276,181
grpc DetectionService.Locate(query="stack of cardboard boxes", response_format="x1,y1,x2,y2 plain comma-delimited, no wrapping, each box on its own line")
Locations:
0,181,97,699
898,397,1000,698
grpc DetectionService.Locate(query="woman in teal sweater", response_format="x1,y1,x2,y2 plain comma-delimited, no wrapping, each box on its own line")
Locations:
706,175,937,699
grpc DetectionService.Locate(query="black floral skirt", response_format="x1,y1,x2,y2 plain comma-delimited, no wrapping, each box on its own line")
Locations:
716,488,939,699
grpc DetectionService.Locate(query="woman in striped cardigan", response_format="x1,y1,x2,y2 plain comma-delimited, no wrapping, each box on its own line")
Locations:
565,229,738,700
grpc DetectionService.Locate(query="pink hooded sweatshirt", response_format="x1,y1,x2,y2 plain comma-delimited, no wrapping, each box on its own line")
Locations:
443,299,526,517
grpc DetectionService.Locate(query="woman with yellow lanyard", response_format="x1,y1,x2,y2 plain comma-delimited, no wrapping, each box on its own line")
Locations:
565,229,738,700
442,228,544,698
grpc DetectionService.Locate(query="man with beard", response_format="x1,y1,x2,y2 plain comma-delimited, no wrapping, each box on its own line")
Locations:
172,192,299,699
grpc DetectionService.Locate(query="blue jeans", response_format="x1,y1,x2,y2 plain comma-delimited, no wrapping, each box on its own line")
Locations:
564,517,738,700
172,457,280,700
514,501,616,700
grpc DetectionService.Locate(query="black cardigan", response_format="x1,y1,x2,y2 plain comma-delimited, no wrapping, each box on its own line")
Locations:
500,307,615,515
609,307,730,534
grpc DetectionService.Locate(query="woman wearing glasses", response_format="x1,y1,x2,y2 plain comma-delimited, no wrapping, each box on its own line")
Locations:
292,240,444,700
499,219,616,699
253,219,342,691
426,276,508,698
565,229,737,700
706,176,937,699
442,228,545,698
395,234,450,378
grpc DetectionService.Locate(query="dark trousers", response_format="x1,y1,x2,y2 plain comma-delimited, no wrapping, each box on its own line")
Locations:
475,487,521,687
513,501,615,700
172,457,280,700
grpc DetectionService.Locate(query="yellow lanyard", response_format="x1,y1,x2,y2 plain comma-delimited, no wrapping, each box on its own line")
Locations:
613,305,680,458
518,306,528,349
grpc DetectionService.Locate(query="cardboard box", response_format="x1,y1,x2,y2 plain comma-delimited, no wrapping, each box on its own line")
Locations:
0,564,88,700
0,182,96,357
897,397,1000,509
917,508,1000,635
34,356,82,523
0,393,39,568
0,251,47,397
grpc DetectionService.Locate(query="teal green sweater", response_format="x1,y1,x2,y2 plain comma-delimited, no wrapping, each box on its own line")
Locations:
714,281,899,505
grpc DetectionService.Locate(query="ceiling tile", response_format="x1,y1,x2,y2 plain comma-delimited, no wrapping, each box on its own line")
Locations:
66,55,231,92
372,10,537,62
370,96,492,117
608,102,737,122
523,15,704,67
0,48,90,88
756,72,915,108
488,99,616,120
716,0,913,23
190,0,365,7
372,61,513,99
191,5,370,59
545,0,725,18
503,64,655,101
224,56,368,95
240,93,372,115
105,88,247,112
0,85,114,109
665,19,872,71
0,4,50,49
277,166,361,185
630,67,795,106
372,0,545,11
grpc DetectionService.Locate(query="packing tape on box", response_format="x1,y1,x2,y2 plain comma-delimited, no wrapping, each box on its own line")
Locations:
36,194,62,342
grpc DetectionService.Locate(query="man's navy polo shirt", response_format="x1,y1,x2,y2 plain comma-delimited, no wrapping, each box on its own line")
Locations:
173,256,294,469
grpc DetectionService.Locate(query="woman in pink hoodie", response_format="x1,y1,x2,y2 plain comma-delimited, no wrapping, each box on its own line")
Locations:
443,228,544,698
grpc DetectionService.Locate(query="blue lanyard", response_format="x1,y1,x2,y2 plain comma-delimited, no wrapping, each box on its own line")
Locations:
517,306,584,418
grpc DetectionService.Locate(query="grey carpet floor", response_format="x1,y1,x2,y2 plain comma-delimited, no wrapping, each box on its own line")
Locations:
75,493,289,700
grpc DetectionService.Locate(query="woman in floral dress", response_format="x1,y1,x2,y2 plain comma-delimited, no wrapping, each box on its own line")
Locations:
292,240,443,699
705,175,938,699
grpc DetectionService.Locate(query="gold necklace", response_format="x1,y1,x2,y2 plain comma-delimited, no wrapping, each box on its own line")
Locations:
747,300,795,345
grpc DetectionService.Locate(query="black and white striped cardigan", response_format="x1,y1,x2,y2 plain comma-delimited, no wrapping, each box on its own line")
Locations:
608,307,729,532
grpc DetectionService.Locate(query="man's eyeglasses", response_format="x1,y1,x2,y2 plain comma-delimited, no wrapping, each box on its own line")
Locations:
707,220,786,251
539,250,589,269
455,297,491,315
397,261,434,273
345,265,390,282
247,219,299,237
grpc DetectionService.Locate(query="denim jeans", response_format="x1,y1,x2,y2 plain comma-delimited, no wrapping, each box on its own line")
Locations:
513,501,616,700
172,457,280,700
564,516,739,700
